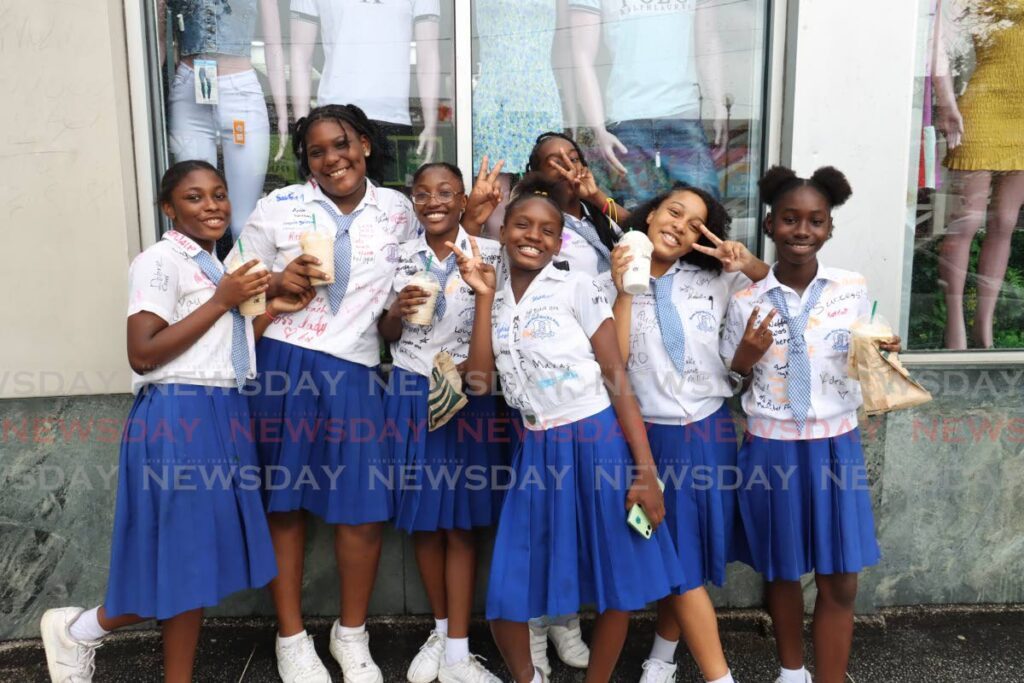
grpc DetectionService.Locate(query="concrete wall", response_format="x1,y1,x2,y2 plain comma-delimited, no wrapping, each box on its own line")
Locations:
0,0,138,399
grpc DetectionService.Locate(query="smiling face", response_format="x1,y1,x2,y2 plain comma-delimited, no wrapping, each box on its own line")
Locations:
500,197,564,272
766,185,833,266
160,169,231,246
304,119,370,201
646,189,709,265
533,136,580,200
411,166,466,237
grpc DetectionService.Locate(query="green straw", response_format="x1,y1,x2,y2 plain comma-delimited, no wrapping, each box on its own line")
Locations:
870,300,878,323
312,214,318,232
426,254,434,272
238,238,245,258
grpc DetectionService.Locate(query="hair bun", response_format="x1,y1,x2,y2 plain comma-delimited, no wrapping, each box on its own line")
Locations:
810,166,853,207
757,166,799,206
511,172,560,201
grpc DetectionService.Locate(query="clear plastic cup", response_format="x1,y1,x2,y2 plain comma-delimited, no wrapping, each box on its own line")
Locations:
405,271,441,326
228,259,268,317
299,231,335,286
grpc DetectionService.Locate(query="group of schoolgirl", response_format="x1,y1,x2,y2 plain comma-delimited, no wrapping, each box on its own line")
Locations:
41,104,899,683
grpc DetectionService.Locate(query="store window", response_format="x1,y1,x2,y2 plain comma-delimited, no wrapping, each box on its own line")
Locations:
910,0,1024,350
468,0,772,247
145,1,770,253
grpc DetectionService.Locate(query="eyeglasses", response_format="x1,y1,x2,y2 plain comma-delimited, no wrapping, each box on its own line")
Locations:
411,190,462,205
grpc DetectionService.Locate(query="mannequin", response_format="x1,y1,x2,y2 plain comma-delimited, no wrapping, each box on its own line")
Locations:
569,0,726,208
473,0,574,238
934,0,1024,349
289,0,441,185
163,0,288,241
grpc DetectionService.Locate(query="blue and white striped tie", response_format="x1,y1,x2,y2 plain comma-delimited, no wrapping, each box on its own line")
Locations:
192,251,250,389
654,274,687,375
420,252,459,320
765,279,828,433
314,201,364,315
564,212,611,273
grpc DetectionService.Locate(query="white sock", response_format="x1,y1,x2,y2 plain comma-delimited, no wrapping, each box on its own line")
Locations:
68,607,108,642
529,616,549,629
707,671,735,683
530,667,542,683
435,618,449,635
277,629,308,647
550,613,575,627
780,666,807,683
649,634,678,663
445,636,469,665
337,621,366,638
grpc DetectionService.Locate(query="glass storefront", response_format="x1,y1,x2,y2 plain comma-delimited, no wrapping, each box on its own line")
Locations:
147,0,771,252
908,0,1024,351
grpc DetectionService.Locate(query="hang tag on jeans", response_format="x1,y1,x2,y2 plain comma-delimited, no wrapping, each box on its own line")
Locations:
233,120,246,145
193,59,218,105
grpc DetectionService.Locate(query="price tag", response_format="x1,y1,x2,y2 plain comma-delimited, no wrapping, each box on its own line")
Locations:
193,59,218,105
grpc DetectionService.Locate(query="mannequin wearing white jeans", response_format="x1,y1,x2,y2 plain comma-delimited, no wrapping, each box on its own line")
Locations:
168,63,270,241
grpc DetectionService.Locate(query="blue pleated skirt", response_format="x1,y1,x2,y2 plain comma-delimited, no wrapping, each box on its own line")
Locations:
485,406,685,621
248,338,393,525
647,403,745,593
735,428,881,581
384,366,506,532
104,384,277,620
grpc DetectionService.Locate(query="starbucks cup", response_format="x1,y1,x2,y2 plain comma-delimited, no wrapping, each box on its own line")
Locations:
619,231,654,295
228,259,268,317
405,271,441,326
300,231,335,286
851,319,893,358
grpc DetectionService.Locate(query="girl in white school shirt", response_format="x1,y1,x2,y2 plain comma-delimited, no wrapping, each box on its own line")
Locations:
227,104,419,683
378,162,505,683
720,166,900,683
454,174,685,683
604,183,769,683
41,161,313,683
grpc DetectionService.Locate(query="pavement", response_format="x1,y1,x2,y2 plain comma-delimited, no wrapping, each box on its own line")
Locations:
2,605,1023,682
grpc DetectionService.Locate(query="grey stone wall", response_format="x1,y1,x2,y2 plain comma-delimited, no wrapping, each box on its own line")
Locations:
2,365,1022,639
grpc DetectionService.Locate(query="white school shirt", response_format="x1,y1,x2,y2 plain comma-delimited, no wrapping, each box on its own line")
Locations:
720,264,870,441
388,227,502,378
556,207,622,277
290,0,441,125
127,230,257,394
492,262,614,430
598,262,750,425
228,180,419,367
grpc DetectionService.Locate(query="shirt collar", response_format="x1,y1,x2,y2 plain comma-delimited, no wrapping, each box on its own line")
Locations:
162,229,208,260
412,225,470,263
302,178,380,212
760,262,838,297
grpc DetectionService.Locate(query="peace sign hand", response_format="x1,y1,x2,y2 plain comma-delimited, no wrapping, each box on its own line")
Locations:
465,155,506,228
730,306,778,376
447,236,497,297
550,149,600,203
690,224,755,273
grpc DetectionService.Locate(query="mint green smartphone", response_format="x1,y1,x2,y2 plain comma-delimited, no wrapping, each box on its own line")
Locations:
627,478,665,540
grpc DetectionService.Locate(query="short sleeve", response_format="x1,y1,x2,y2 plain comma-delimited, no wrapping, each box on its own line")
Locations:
226,198,279,271
391,194,421,242
720,296,745,367
574,276,613,339
568,0,601,11
853,276,871,321
388,246,421,308
290,0,318,18
723,270,753,299
127,248,180,323
413,0,441,20
594,271,617,305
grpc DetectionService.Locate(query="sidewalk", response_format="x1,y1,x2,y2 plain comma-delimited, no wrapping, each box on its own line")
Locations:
2,605,1022,682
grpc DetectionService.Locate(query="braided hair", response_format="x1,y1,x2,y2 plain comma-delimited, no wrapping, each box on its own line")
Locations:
622,182,732,273
291,104,394,185
525,132,617,252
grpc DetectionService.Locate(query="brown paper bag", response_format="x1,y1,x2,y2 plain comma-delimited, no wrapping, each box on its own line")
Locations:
848,318,932,416
428,351,468,431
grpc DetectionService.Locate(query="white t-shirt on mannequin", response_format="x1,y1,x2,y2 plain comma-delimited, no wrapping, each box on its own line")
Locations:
290,0,441,125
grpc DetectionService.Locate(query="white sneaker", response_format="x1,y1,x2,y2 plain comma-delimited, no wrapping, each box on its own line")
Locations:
275,633,331,683
548,617,589,669
329,626,384,683
529,622,551,678
41,607,102,683
774,671,813,683
639,657,678,683
438,654,502,683
407,630,446,683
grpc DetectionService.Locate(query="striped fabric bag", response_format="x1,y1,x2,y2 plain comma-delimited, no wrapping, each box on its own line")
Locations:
429,352,468,431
